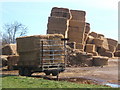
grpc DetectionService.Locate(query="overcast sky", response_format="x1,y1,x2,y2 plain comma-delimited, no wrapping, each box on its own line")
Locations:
0,0,118,40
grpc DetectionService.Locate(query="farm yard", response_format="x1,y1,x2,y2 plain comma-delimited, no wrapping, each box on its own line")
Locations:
1,6,119,89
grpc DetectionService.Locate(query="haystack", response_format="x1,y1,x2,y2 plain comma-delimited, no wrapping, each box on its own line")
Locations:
0,55,8,67
100,51,114,58
114,50,120,57
51,7,71,19
85,44,95,53
69,20,85,27
93,56,108,66
97,34,104,39
93,38,103,47
107,38,118,47
67,49,93,67
89,32,98,38
70,10,86,21
86,35,94,44
7,55,19,70
116,44,120,50
17,34,65,66
68,27,85,44
108,44,116,53
2,44,17,55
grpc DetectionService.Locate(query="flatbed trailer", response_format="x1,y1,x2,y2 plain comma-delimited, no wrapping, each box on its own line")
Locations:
16,35,67,76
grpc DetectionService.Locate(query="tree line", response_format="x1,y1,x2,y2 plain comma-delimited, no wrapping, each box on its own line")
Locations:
0,21,28,46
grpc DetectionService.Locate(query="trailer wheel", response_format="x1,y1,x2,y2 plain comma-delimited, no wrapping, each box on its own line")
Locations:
8,66,13,71
44,70,51,75
24,68,31,76
52,70,59,76
19,68,24,76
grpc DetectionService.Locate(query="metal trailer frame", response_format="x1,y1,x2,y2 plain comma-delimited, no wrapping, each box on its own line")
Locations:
18,38,68,77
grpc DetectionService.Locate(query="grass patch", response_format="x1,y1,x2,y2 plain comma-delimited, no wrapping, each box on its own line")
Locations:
2,76,110,88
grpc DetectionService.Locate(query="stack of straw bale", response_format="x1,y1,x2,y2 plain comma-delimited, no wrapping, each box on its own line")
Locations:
85,44,98,56
17,34,64,66
2,44,17,55
92,56,108,66
0,55,8,67
47,7,71,38
68,10,87,51
7,55,19,70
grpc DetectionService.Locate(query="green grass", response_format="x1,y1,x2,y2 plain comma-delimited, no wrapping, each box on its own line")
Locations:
2,76,110,88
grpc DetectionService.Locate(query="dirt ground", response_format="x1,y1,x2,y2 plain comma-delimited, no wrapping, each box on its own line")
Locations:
1,57,119,86
59,58,119,85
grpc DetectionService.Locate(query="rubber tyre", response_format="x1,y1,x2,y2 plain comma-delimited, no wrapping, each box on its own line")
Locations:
44,70,51,75
24,68,31,76
8,66,13,71
19,68,24,76
52,70,59,76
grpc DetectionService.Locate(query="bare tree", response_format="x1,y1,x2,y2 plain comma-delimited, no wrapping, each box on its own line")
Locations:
1,21,28,44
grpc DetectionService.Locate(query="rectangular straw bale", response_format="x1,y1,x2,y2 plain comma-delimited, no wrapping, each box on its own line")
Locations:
89,32,98,38
107,44,116,52
85,44,95,53
86,35,94,44
76,43,84,50
68,27,84,36
93,56,108,66
97,47,106,55
2,44,17,55
114,50,120,57
16,35,49,53
47,29,68,38
68,28,84,43
102,38,109,50
85,23,90,34
97,34,104,39
17,34,65,66
48,17,69,25
47,29,68,33
68,26,85,33
70,10,86,21
47,23,68,30
116,44,120,51
107,38,118,47
51,7,70,13
69,20,85,27
7,55,19,69
0,55,8,67
93,38,103,47
100,51,114,58
18,50,41,66
51,11,71,19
